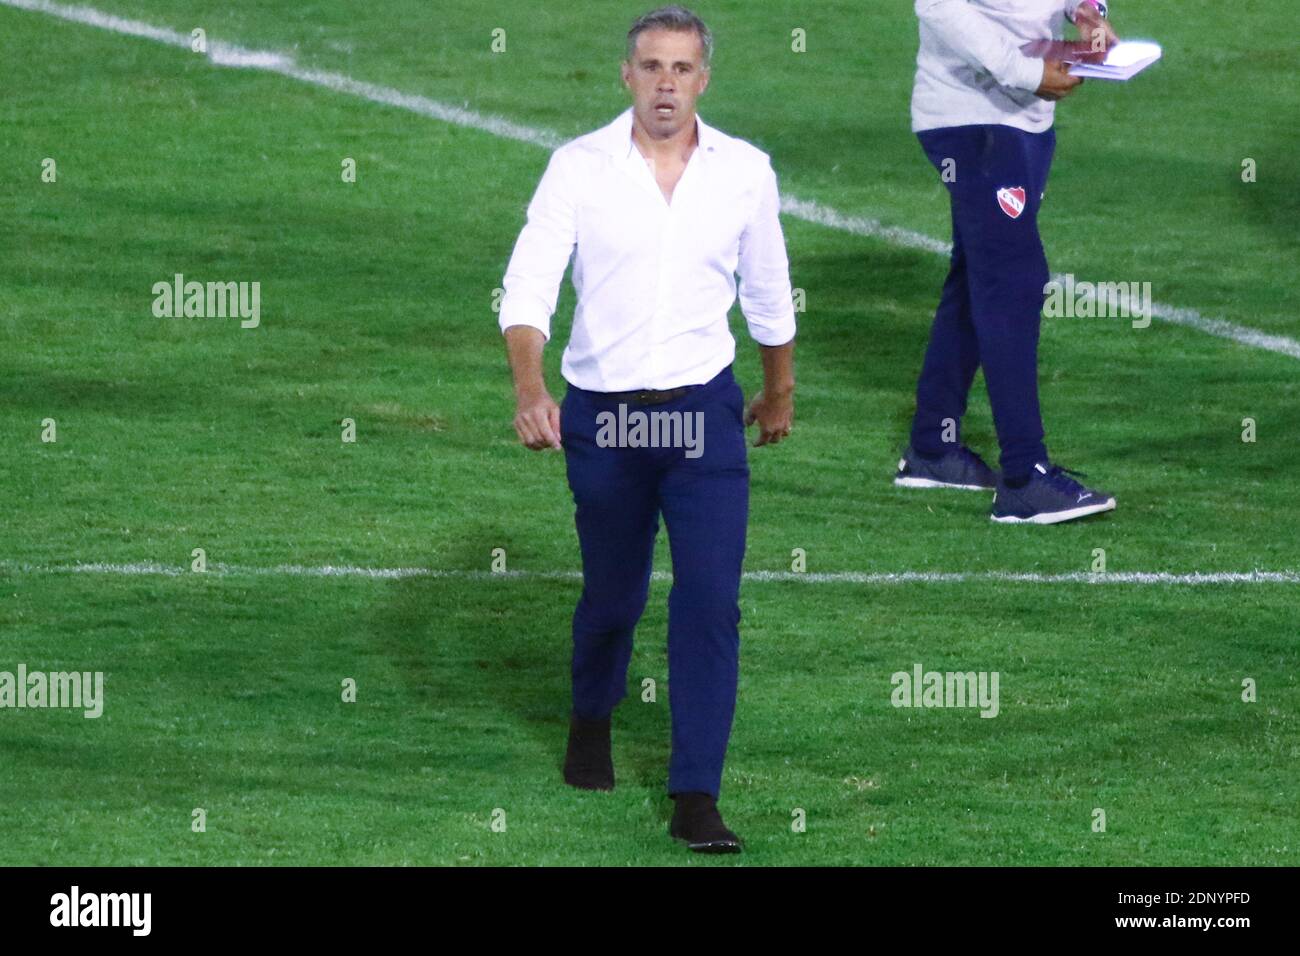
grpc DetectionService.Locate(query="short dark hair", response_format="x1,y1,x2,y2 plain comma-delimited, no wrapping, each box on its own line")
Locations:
625,6,713,67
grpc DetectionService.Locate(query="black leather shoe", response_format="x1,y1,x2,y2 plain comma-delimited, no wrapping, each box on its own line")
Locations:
669,792,742,853
562,714,614,791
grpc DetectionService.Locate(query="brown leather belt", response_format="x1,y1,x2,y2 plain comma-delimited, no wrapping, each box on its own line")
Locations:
596,385,697,406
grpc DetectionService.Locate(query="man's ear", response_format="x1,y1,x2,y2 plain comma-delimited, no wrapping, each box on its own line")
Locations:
620,61,632,91
698,68,710,97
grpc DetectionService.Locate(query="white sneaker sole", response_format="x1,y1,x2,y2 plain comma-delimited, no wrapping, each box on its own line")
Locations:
894,476,992,492
991,498,1117,525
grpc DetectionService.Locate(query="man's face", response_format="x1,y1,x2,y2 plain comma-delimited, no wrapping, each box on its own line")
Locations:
621,28,710,140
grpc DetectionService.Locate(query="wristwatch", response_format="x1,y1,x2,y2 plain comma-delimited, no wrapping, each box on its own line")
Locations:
1076,0,1109,18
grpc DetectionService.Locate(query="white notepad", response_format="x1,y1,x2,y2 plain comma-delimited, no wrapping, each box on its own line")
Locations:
1067,41,1163,80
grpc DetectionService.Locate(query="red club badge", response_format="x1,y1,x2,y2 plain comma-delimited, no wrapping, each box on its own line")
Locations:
997,186,1027,219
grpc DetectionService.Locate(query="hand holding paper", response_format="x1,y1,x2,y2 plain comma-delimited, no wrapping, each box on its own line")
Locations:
1035,59,1084,101
1021,39,1163,83
1067,41,1163,80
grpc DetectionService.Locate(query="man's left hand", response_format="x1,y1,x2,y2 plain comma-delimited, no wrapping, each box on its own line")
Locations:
745,388,794,447
1074,4,1118,52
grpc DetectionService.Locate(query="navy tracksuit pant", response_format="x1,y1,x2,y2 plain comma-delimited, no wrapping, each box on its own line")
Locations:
910,124,1056,481
560,365,748,799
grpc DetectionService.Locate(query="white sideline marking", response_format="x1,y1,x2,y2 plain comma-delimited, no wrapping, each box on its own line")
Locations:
778,197,952,256
0,561,1297,586
5,0,1299,361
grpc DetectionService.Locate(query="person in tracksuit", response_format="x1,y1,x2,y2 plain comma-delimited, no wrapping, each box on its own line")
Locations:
894,0,1121,524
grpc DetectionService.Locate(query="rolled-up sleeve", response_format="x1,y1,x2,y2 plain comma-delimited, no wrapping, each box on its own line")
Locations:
736,160,796,347
498,149,578,340
915,0,1044,93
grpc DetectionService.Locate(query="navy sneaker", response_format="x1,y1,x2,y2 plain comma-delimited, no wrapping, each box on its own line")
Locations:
894,444,998,491
991,462,1116,524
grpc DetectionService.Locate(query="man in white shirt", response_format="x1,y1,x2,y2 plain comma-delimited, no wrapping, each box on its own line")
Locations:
894,0,1122,524
498,5,797,853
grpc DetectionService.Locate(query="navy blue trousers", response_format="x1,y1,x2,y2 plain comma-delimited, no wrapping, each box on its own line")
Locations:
910,124,1056,481
560,365,748,799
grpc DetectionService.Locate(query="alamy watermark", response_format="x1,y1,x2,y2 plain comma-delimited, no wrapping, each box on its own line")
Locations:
152,273,260,328
50,886,150,936
1,665,104,718
596,404,704,459
890,662,999,718
1043,273,1151,328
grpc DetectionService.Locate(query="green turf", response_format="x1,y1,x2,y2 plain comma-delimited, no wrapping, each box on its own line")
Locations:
0,1,1296,865
2,572,1295,865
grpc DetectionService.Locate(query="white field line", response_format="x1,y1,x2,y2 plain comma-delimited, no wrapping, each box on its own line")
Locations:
0,561,1297,586
6,0,1299,361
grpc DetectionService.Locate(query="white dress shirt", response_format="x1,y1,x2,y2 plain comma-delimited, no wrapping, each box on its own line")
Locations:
912,0,1097,134
499,108,797,392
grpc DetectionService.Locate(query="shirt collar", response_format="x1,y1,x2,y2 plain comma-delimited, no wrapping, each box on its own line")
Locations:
603,107,721,162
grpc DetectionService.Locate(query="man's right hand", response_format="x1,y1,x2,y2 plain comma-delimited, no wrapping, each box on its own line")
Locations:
503,325,561,450
513,388,562,451
1035,59,1083,101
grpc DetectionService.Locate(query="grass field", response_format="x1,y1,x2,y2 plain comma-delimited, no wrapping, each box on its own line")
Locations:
1,0,1297,865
